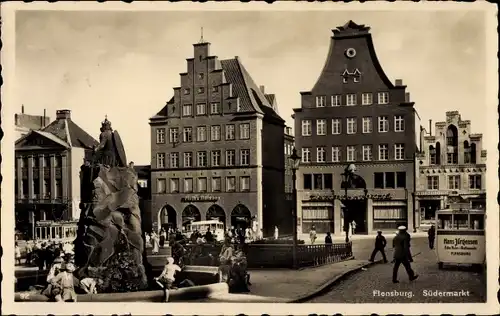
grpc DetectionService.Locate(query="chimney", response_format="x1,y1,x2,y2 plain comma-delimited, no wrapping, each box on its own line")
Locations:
405,92,410,102
260,85,265,94
395,79,403,86
21,105,24,114
429,119,432,136
56,109,71,120
42,109,47,128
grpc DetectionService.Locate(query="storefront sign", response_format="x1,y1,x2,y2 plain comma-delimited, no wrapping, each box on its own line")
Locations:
437,235,485,264
181,195,220,203
308,193,391,202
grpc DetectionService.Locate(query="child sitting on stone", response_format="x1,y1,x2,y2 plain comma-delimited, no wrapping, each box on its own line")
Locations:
155,257,181,302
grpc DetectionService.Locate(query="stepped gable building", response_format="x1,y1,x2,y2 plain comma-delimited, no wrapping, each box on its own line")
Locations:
149,40,289,236
293,21,420,235
15,109,98,240
415,111,487,230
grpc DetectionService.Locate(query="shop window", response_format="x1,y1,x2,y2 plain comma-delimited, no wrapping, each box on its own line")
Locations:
396,172,406,188
453,214,468,230
438,214,452,229
385,172,395,189
374,172,384,189
469,214,484,229
303,174,312,190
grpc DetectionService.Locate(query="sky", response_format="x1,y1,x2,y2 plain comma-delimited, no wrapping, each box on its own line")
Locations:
15,9,489,165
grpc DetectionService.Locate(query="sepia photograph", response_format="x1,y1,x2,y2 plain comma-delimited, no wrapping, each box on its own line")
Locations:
1,2,498,315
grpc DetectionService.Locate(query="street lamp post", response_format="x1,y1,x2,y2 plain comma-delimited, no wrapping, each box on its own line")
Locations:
290,148,301,270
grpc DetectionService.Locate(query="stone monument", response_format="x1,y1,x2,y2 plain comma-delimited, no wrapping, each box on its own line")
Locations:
74,116,149,293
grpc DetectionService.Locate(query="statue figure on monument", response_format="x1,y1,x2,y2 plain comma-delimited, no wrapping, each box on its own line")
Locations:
74,116,149,293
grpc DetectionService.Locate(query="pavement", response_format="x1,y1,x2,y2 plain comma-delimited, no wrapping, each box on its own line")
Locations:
307,237,486,303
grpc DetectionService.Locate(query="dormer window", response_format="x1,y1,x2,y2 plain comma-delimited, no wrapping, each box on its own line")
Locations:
183,88,190,95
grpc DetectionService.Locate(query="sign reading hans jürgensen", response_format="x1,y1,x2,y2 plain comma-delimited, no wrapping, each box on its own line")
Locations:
181,195,220,203
437,235,486,264
308,193,391,202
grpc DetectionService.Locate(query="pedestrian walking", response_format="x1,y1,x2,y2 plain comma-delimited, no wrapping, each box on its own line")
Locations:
159,229,166,248
428,225,436,250
369,230,388,263
392,226,418,283
309,226,317,244
151,232,160,255
403,228,414,262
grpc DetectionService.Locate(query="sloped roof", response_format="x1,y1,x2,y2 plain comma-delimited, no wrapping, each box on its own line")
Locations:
41,116,98,149
34,130,71,148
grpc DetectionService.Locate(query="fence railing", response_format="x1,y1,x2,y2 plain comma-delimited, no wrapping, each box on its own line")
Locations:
181,242,353,269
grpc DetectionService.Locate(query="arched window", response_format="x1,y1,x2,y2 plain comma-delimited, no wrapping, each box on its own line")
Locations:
470,143,477,164
429,145,436,165
435,142,441,165
446,125,458,164
464,141,470,164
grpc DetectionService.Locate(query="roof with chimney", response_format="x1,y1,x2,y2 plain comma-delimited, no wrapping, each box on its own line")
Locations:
152,56,283,123
15,109,98,149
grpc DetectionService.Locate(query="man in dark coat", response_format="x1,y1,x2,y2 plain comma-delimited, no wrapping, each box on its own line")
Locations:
369,230,388,263
392,226,418,283
428,225,436,250
403,229,414,262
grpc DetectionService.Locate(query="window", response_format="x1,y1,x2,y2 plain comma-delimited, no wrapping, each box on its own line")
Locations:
427,176,439,190
332,119,341,135
226,177,236,192
170,178,179,193
169,128,179,144
429,145,437,165
314,174,323,190
183,104,193,116
240,149,250,165
316,96,326,107
197,151,207,167
362,145,372,161
331,95,341,106
198,73,204,80
211,150,221,167
169,153,179,168
346,118,357,134
211,125,221,141
385,172,395,188
347,146,356,162
316,119,326,135
212,86,219,93
183,88,190,95
323,174,333,189
210,102,220,114
303,174,312,190
225,124,235,140
157,179,167,193
378,144,388,161
316,147,326,163
362,93,373,105
183,152,193,167
43,156,50,168
374,173,384,189
239,123,250,139
378,92,389,104
448,175,461,190
226,150,235,166
184,178,193,193
469,175,482,189
43,179,50,198
196,126,207,142
197,87,205,94
183,127,192,142
394,115,405,132
156,128,165,144
394,144,405,160
196,103,206,115
198,178,207,193
240,176,250,191
212,177,221,192
362,117,372,133
157,153,165,168
301,120,312,136
55,179,62,198
396,172,406,188
301,148,311,163
346,94,357,106
378,116,389,132
332,146,340,162
447,152,458,164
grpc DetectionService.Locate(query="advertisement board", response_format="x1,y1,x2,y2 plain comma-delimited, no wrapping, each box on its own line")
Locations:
436,233,486,264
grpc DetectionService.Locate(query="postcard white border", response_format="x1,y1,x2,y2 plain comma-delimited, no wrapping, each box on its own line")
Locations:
1,1,498,315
